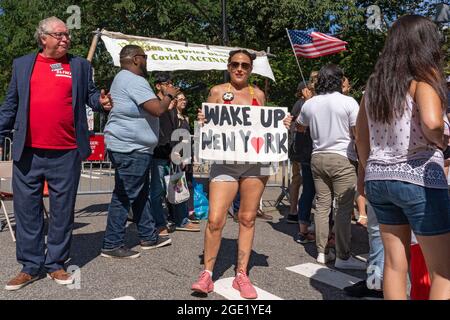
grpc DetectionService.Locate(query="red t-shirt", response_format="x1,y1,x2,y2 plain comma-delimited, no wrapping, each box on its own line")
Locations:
26,54,77,149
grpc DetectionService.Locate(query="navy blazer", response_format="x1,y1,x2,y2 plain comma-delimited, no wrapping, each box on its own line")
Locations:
0,52,103,161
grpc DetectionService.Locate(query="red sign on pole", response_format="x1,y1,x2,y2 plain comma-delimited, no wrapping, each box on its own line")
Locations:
87,134,105,161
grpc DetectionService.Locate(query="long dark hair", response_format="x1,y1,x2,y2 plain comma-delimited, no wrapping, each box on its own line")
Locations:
365,15,447,124
315,64,344,95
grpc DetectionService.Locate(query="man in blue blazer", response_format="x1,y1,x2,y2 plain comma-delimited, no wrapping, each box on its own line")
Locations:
0,16,112,291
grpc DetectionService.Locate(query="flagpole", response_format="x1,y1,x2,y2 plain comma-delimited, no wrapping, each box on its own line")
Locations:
286,28,307,86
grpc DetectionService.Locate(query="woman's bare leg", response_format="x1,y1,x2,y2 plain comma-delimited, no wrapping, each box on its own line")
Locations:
380,224,411,300
236,176,268,273
203,181,239,272
416,232,450,300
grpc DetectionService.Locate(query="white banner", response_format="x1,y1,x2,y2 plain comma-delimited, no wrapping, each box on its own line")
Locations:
100,30,275,81
199,103,288,162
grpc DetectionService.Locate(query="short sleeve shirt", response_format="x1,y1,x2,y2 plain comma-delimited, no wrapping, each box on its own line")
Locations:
298,92,359,159
104,70,159,153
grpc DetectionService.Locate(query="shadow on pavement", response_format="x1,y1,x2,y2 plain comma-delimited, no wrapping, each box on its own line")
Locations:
197,237,269,281
75,203,109,217
69,223,139,268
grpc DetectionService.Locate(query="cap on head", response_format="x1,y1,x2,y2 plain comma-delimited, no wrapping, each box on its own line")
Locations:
154,71,173,85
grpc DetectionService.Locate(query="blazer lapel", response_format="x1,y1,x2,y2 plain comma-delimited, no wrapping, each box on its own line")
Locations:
24,52,39,116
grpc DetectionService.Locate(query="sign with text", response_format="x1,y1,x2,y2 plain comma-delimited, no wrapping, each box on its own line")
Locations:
87,134,105,161
199,103,288,162
101,30,275,81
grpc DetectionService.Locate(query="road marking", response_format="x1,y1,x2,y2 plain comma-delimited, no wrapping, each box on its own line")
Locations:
286,263,363,290
80,174,100,180
213,277,283,300
112,296,136,300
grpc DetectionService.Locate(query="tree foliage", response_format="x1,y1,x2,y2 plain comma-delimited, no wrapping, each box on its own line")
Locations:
0,0,447,130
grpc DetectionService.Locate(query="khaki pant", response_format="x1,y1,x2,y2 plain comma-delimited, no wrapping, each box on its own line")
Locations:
311,153,356,259
289,161,303,214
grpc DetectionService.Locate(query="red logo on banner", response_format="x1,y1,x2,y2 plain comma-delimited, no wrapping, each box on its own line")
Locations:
87,135,105,161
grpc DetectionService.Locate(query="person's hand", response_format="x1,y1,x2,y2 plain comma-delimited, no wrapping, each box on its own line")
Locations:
168,99,177,110
100,89,113,111
0,147,3,159
283,113,293,129
357,170,365,198
197,108,205,125
162,86,180,98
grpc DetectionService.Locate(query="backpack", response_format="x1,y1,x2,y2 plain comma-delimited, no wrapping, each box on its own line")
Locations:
289,129,313,164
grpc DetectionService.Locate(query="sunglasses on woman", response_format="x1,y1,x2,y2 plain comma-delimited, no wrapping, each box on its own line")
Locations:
228,61,252,71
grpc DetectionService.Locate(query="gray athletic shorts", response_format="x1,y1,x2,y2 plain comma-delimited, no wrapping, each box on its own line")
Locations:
209,163,277,182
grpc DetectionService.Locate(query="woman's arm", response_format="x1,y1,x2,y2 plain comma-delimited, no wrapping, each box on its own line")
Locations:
355,96,370,169
415,81,445,149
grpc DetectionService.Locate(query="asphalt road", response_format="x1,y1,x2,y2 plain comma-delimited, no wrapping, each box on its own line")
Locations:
0,182,370,301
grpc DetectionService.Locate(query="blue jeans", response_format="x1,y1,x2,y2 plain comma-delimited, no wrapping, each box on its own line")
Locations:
366,202,384,290
150,158,189,228
366,180,450,236
103,151,158,250
297,163,315,225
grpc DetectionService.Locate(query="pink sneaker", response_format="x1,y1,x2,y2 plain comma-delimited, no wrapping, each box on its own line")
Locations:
232,272,258,299
191,271,214,294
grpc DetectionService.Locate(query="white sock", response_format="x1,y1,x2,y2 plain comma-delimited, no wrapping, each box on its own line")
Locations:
204,270,213,277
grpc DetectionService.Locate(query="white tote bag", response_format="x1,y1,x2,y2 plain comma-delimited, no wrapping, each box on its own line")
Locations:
164,164,190,204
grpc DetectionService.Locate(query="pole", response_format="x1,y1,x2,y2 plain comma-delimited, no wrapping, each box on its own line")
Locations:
286,29,307,86
86,29,101,132
264,46,271,101
87,28,101,62
222,0,229,82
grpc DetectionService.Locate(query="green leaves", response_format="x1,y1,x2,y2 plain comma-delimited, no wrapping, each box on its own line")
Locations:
0,0,446,121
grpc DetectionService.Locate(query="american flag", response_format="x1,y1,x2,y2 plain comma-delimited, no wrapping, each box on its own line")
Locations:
287,29,347,59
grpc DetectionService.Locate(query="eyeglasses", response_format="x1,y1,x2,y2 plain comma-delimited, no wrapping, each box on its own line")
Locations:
160,81,173,86
228,61,252,71
176,97,187,102
134,54,148,59
45,32,71,40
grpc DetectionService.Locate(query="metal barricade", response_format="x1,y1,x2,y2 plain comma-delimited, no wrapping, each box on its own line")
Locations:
265,159,291,207
78,160,114,195
2,137,13,161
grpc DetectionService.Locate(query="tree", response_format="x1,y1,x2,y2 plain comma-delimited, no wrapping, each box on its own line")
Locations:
0,0,446,127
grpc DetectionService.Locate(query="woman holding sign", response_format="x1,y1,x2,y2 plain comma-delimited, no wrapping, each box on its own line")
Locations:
191,49,267,299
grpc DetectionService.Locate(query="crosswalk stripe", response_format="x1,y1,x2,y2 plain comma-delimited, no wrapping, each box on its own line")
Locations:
286,263,363,290
112,296,136,300
213,277,283,300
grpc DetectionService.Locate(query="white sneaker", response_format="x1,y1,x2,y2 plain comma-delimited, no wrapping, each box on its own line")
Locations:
334,256,367,270
316,250,336,264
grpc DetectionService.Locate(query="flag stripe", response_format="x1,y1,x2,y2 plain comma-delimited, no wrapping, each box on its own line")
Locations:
312,32,347,44
293,42,346,53
293,45,347,56
294,45,347,55
296,47,347,58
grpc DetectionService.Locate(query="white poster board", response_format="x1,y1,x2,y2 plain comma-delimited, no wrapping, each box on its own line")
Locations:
199,103,288,163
